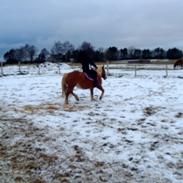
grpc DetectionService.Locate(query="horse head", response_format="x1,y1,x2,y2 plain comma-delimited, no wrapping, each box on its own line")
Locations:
97,65,107,80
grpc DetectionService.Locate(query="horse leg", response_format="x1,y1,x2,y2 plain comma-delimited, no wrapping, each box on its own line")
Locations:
64,87,73,104
65,93,69,104
72,92,79,101
90,88,95,101
97,85,104,100
65,85,78,104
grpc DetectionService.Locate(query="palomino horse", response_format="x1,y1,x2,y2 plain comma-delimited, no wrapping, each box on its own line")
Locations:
61,65,107,104
174,59,183,69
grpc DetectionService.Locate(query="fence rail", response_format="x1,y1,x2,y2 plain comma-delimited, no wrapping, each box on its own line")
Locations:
0,62,180,78
105,62,175,77
0,63,76,77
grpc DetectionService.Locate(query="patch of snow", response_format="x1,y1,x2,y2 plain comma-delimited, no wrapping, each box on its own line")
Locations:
0,64,183,182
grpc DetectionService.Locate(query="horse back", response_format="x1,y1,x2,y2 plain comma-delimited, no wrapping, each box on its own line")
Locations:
66,71,83,84
66,70,100,89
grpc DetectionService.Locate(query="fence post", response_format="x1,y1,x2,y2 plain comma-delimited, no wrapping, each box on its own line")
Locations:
18,61,21,74
58,64,61,74
165,63,168,77
134,64,137,77
106,60,109,76
38,64,41,75
36,64,40,75
0,62,3,75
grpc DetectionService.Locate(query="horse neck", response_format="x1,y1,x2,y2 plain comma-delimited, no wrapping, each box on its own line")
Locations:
97,67,103,77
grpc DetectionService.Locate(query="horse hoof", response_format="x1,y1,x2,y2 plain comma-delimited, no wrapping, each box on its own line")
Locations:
64,101,69,105
91,98,97,101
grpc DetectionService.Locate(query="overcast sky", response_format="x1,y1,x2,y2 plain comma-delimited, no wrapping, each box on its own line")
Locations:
1,0,183,57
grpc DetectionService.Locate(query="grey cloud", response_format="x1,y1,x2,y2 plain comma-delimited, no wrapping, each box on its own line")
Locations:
0,0,183,58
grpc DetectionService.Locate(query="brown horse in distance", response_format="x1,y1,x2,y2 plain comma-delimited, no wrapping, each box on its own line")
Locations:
174,59,183,69
62,65,107,104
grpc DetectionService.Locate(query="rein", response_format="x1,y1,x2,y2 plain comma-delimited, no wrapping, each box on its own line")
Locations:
84,73,94,81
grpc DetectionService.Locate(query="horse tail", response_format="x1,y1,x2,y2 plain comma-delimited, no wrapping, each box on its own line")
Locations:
61,73,68,97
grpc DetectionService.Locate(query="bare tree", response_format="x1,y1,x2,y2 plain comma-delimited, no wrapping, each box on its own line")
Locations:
24,44,36,62
105,46,118,61
51,41,74,62
14,48,25,73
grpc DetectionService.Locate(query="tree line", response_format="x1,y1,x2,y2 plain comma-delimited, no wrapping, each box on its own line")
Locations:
3,41,183,64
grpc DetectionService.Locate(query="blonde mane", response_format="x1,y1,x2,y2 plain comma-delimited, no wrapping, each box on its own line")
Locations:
97,65,104,77
97,65,106,80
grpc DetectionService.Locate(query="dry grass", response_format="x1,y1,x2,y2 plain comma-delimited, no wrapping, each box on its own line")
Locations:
21,103,89,114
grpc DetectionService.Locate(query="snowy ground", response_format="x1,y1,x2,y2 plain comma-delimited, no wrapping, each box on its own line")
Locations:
0,64,183,183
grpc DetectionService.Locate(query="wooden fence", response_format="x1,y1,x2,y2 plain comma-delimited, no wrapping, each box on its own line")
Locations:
105,62,175,77
0,62,177,77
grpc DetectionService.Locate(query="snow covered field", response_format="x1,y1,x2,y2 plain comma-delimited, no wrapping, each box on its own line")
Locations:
0,64,183,183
